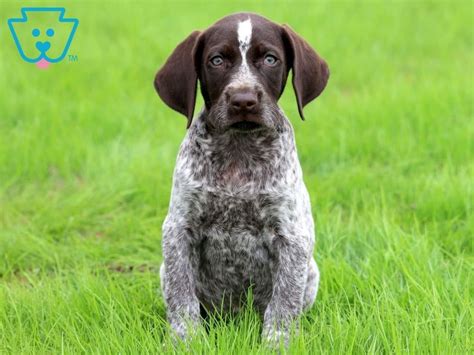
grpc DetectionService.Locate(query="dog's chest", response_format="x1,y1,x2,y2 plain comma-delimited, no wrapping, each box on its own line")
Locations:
188,190,281,306
190,190,279,253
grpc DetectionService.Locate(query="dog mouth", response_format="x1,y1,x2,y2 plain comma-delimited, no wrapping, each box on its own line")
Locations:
229,121,263,132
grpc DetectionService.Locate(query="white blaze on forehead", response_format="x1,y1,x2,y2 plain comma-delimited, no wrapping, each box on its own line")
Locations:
237,18,252,49
237,18,252,74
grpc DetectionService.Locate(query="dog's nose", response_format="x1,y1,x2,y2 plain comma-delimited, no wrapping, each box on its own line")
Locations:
230,92,259,113
35,41,51,53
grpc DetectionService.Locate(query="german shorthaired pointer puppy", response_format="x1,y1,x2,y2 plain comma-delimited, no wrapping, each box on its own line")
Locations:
154,13,329,346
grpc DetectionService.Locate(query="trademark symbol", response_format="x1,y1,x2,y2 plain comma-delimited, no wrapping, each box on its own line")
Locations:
68,54,78,62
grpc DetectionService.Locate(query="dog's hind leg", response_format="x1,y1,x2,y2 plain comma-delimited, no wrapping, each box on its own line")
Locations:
303,258,320,310
159,263,167,305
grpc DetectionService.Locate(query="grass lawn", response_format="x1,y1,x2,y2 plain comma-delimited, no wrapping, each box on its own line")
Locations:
0,0,472,353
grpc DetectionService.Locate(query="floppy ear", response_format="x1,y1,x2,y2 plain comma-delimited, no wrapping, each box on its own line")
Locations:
282,25,329,120
154,31,201,128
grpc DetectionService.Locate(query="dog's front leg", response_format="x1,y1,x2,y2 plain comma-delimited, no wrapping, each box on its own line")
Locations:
263,235,309,347
161,218,200,341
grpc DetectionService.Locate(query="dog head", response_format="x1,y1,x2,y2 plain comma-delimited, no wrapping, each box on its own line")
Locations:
154,13,329,133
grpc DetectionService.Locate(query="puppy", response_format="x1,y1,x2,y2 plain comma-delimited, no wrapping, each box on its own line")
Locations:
154,12,329,346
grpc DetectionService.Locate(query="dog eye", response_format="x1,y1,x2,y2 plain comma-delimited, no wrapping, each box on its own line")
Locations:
264,54,278,66
210,55,224,67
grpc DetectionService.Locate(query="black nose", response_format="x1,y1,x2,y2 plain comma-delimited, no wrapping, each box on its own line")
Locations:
230,92,258,113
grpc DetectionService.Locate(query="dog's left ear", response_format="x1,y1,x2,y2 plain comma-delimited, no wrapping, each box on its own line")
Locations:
281,25,329,120
154,31,201,128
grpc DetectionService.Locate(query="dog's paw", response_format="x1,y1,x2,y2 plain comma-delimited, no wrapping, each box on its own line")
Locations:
262,327,290,350
170,317,201,342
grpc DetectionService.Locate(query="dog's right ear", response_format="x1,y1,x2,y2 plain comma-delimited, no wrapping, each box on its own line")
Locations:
154,31,201,128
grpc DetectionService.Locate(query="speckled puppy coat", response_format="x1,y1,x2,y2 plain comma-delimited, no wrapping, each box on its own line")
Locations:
154,12,329,346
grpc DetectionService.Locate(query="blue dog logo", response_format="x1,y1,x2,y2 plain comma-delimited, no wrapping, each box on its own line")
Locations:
8,7,78,69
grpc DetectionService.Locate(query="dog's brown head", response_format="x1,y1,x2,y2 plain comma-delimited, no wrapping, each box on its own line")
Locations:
154,13,329,132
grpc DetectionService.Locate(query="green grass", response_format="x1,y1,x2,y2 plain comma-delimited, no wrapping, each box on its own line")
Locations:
0,0,472,353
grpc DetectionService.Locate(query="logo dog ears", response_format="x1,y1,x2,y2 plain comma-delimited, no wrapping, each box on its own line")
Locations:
8,7,78,69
